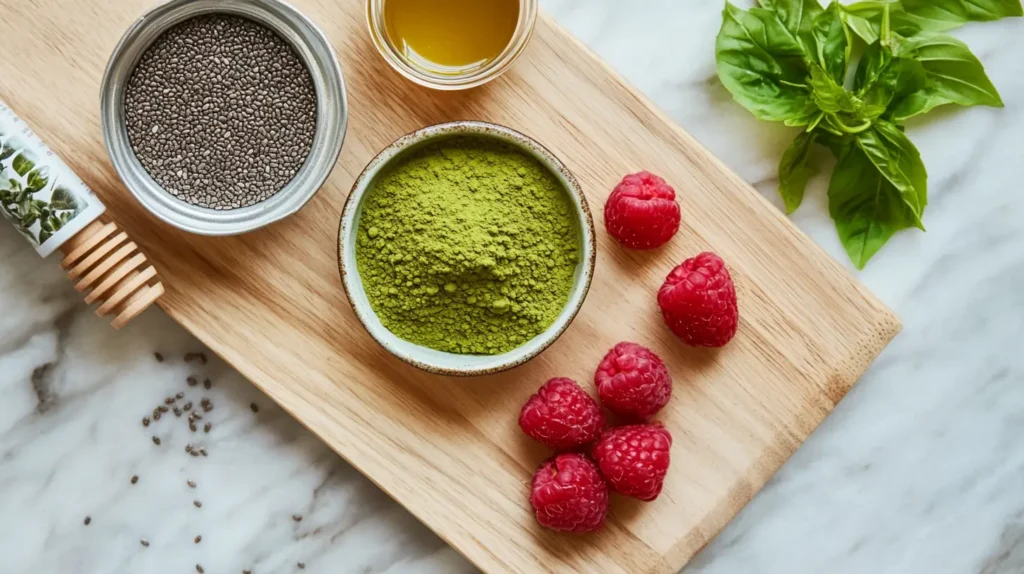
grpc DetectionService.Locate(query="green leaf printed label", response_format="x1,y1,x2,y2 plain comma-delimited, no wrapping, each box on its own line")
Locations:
0,100,106,257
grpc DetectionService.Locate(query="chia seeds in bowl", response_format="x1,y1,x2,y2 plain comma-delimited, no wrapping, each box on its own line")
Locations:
124,14,317,211
101,0,347,235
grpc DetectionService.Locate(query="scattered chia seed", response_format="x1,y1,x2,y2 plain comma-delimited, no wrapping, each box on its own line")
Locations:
154,352,164,362
203,378,212,390
197,353,208,364
250,402,260,413
84,516,91,526
292,514,302,522
131,475,139,485
152,436,161,446
194,500,202,508
140,538,150,547
196,565,204,574
194,535,202,544
184,353,197,363
297,562,305,569
199,448,208,457
244,570,252,574
142,417,150,427
190,422,198,432
187,376,198,387
190,450,201,457
164,397,175,405
187,479,197,488
124,14,317,210
174,407,183,417
204,422,212,433
176,392,185,399
158,405,170,413
185,444,194,453
153,411,162,421
184,402,193,411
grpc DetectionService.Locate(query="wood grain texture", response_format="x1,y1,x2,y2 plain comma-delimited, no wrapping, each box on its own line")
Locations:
0,1,900,572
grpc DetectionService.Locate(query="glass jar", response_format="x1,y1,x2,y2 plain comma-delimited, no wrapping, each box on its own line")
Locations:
366,0,538,90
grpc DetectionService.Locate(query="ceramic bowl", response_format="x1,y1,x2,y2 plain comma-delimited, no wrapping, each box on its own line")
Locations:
338,121,596,376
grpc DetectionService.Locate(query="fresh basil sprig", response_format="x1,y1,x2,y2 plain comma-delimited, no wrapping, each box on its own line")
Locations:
715,0,1020,268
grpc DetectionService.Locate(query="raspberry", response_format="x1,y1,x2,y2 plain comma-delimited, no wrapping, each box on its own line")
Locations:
530,454,609,532
595,342,672,419
593,424,672,501
519,378,605,450
657,252,738,348
604,171,681,249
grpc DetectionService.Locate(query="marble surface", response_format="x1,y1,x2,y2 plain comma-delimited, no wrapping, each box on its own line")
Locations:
2,1,1023,572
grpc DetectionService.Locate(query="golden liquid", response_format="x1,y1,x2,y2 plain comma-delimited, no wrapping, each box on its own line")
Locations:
384,0,520,71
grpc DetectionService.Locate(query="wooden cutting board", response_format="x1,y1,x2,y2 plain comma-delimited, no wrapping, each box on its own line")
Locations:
1,1,900,572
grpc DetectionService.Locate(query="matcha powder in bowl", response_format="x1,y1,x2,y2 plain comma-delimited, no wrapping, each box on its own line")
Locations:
354,135,581,356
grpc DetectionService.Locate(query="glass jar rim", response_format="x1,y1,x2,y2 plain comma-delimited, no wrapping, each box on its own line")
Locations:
365,0,538,91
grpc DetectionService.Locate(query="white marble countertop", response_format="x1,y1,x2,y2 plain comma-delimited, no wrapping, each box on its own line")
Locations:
3,1,1023,573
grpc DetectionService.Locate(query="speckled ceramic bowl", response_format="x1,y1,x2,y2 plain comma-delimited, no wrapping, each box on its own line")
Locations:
338,121,596,376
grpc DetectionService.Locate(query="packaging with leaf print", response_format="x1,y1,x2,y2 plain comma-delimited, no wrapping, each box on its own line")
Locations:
0,99,106,257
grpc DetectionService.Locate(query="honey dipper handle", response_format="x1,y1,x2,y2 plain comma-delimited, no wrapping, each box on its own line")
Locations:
59,218,164,329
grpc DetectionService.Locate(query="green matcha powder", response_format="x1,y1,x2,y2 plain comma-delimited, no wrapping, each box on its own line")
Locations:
356,137,580,355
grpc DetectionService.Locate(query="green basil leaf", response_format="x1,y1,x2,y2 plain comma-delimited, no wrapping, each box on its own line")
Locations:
829,144,920,268
809,63,860,114
7,178,22,193
49,186,80,211
11,152,35,177
842,2,923,39
890,32,1003,120
900,0,1023,31
716,2,819,125
811,2,851,82
0,142,14,161
854,41,927,119
759,0,825,52
778,131,818,213
38,228,52,244
855,120,928,220
842,8,880,43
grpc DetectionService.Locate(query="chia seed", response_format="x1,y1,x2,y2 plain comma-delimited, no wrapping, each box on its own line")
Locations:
84,516,91,526
204,422,212,433
154,352,164,362
131,475,139,485
152,436,161,446
124,14,317,210
187,376,198,387
204,378,212,390
250,402,260,413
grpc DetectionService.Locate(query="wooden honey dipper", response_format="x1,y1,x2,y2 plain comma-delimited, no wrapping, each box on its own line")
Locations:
58,217,163,327
1,99,163,329
59,219,164,329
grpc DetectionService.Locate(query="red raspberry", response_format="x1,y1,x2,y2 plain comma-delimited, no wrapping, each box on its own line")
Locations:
593,424,672,501
657,252,738,348
604,171,681,249
519,378,605,450
530,453,609,532
595,342,672,419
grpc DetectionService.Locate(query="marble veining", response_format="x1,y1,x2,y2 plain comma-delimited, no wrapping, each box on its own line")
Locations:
2,1,1023,572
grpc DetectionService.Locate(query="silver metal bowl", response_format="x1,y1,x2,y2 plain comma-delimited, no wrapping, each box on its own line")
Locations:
100,0,347,236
